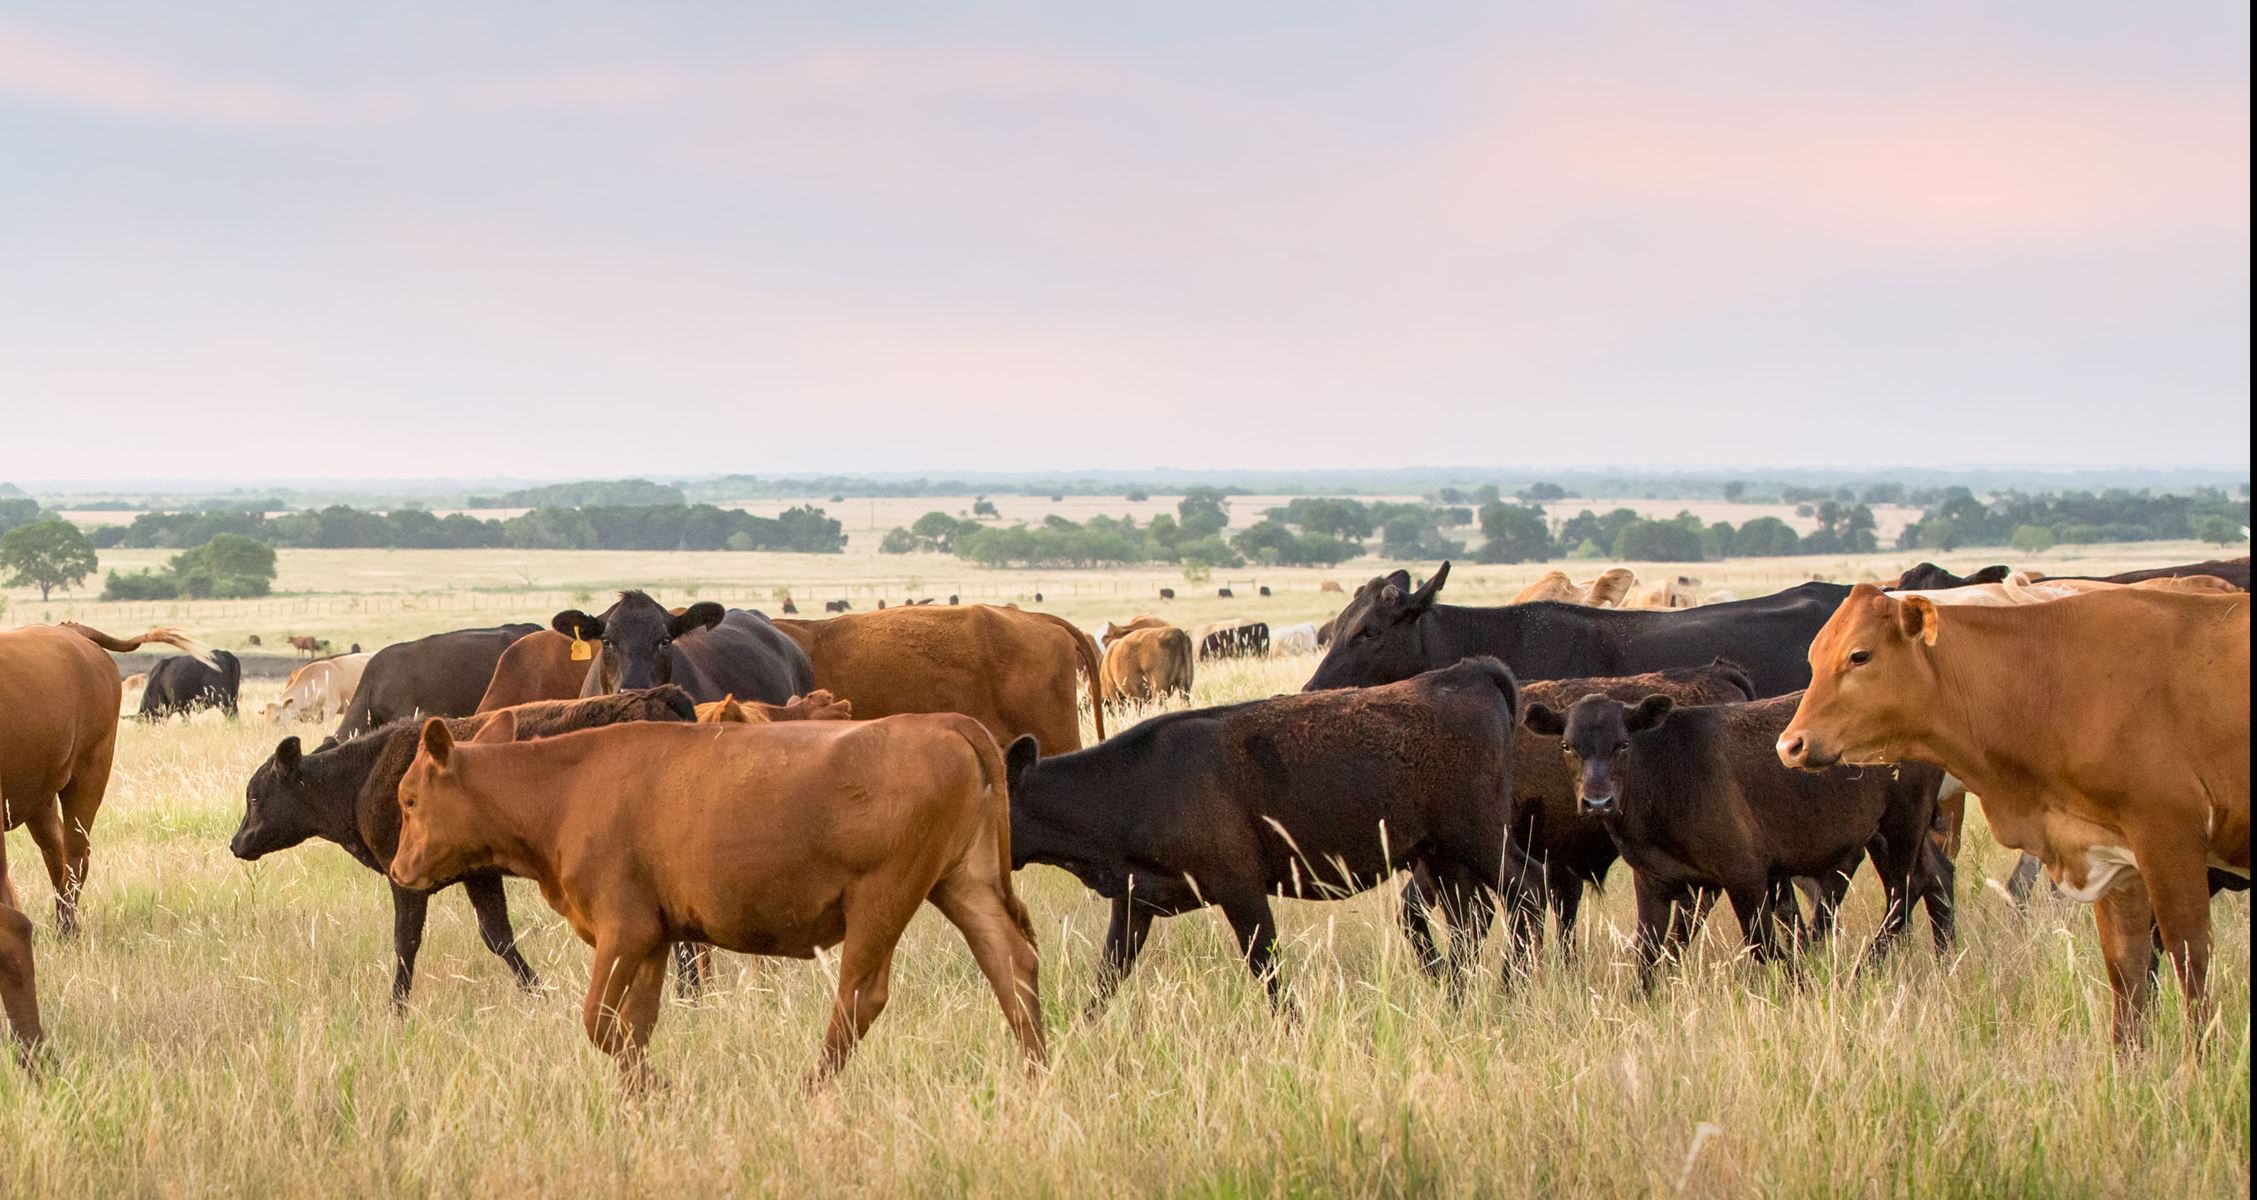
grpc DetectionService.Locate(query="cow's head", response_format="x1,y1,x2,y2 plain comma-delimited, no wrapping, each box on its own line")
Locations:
1302,562,1450,691
1524,694,1672,818
1777,584,1939,770
552,591,724,694
233,736,324,859
390,713,517,890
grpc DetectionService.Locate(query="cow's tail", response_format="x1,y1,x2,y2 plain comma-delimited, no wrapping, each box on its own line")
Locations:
1465,654,1521,722
1026,611,1105,742
954,719,1038,945
61,623,218,668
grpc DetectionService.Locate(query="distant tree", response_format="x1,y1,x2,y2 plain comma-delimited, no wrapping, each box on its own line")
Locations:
1124,487,1150,502
101,569,178,601
910,510,973,551
1732,516,1803,557
168,532,278,598
1475,503,1555,564
2193,515,2245,547
2009,525,2057,554
1614,518,1704,562
1723,480,1747,502
1516,482,1568,503
0,498,43,536
878,527,919,554
1178,486,1231,532
1,519,97,599
972,496,1000,520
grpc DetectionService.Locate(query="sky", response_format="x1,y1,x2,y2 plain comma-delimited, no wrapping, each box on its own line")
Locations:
1,3,2248,481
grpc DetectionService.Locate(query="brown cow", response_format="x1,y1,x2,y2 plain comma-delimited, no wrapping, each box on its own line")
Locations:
474,630,589,712
694,690,854,724
390,713,1047,1086
287,635,325,658
1778,585,2250,1048
0,623,213,1051
1512,571,1579,605
1319,580,1345,594
1099,625,1194,706
774,605,1103,755
1095,613,1169,650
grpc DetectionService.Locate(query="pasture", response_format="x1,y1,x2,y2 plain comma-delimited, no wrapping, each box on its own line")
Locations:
1,540,2249,1197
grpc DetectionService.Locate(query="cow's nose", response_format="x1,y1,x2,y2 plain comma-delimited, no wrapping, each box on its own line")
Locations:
1581,792,1616,815
1777,732,1807,765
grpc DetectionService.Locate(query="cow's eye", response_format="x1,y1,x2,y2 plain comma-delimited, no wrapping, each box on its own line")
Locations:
1614,742,1629,754
1848,649,1872,666
1357,626,1380,641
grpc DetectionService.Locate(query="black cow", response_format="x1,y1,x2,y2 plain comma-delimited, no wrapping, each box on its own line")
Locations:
1217,587,1235,599
1158,588,1175,600
1523,692,1947,987
2052,557,2250,591
552,591,814,704
1258,586,1271,598
1004,657,1522,1006
825,599,851,613
1198,620,1270,661
1304,562,1850,698
1890,562,2008,590
335,624,541,738
136,649,241,720
232,688,698,1004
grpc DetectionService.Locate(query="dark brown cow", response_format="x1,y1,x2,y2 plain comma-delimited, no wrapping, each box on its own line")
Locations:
774,605,1103,755
390,713,1046,1087
474,630,589,713
0,623,213,1052
1778,585,2250,1047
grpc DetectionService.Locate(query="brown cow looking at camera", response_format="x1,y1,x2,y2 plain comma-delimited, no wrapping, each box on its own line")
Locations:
389,713,1047,1088
0,623,214,1053
775,605,1103,755
1777,585,2250,1048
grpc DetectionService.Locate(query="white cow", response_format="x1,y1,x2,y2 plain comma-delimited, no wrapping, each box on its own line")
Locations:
262,652,374,725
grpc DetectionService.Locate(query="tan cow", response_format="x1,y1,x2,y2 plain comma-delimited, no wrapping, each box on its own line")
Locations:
1626,575,1698,609
262,652,373,725
1512,571,1579,604
1777,585,2249,1048
1100,625,1194,705
1095,614,1170,651
694,690,854,724
118,672,148,716
775,605,1102,756
390,713,1046,1086
1583,567,1642,608
0,623,213,1052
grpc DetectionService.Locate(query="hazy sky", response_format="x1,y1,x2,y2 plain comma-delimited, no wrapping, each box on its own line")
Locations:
2,4,2248,481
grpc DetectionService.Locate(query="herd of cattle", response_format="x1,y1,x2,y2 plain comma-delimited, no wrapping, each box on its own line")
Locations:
0,554,2246,1086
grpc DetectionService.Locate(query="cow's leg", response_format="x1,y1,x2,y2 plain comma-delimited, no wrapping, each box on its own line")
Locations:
1550,876,1586,961
2004,853,2046,907
928,873,1048,1072
1435,868,1500,982
2138,858,2216,1050
1395,866,1447,979
672,942,715,999
1217,895,1285,1007
1631,873,1693,992
0,876,41,1057
1860,832,1922,972
1917,837,1958,954
814,932,902,1084
2091,881,2158,1049
388,884,431,1007
462,874,539,991
1727,879,1783,965
583,929,667,1087
21,799,80,939
52,758,112,939
1090,897,1156,1012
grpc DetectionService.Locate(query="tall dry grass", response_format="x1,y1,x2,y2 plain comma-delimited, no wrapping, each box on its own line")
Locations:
2,655,2247,1197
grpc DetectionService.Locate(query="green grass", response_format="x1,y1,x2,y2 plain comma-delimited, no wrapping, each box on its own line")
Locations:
2,653,2247,1197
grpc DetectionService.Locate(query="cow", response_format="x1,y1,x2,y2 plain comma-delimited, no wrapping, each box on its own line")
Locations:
825,599,851,613
2044,556,2250,591
1258,586,1272,598
0,624,214,1051
1777,585,2250,1048
948,595,960,605
136,649,241,721
246,634,264,647
1528,692,1946,987
118,672,148,716
1270,623,1320,656
780,598,799,614
390,712,1046,1088
1400,660,1761,973
1217,587,1235,599
1584,568,1641,608
551,592,814,706
694,690,853,724
1513,571,1580,605
1628,576,1700,609
231,688,699,1005
263,652,373,726
1033,592,1044,603
774,605,1103,755
1095,614,1170,651
473,631,590,712
1888,562,2009,590
1305,562,1850,698
1158,588,1175,600
1099,625,1195,706
1319,580,1345,594
335,624,542,738
287,635,325,658
1003,658,1522,1007
1194,618,1270,661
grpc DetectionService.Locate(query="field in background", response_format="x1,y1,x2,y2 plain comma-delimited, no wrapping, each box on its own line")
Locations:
0,655,2247,1195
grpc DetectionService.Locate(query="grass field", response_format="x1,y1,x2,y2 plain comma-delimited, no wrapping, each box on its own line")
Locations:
1,539,2249,1196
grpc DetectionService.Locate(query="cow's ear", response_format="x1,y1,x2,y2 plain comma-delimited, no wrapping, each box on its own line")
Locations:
1523,703,1566,736
418,717,456,768
1003,735,1040,797
1383,569,1412,593
1970,565,2009,585
469,710,517,744
1626,694,1675,733
668,602,726,639
553,610,604,640
273,737,302,774
1897,595,1941,646
1408,561,1451,611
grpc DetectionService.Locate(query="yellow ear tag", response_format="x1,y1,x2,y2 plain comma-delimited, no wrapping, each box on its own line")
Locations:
570,631,593,661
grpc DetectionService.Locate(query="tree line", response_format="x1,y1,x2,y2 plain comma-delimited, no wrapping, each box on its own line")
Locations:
1894,487,2247,553
90,503,847,554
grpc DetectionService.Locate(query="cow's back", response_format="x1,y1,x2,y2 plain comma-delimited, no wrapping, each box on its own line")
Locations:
666,611,814,705
796,606,1082,751
341,624,538,734
0,628,120,804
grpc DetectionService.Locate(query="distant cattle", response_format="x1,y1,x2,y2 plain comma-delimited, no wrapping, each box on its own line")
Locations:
1217,588,1234,599
775,605,1102,755
1,623,214,1049
335,624,542,738
1095,614,1170,651
1514,568,1638,608
1889,562,2009,590
552,592,815,706
118,672,148,715
1194,619,1270,661
1099,625,1194,706
233,688,698,1004
948,594,961,605
877,599,886,609
825,600,851,613
265,653,373,725
1319,580,1345,594
136,649,242,721
1306,562,1849,698
1258,586,1271,598
1034,592,1044,603
1528,692,1948,986
780,598,799,614
391,712,1046,1087
1270,623,1320,656
245,634,263,647
1158,588,1175,600
1513,571,1579,604
1005,658,1522,1005
287,636,326,658
694,690,854,724
1583,568,1640,608
1628,575,1700,609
